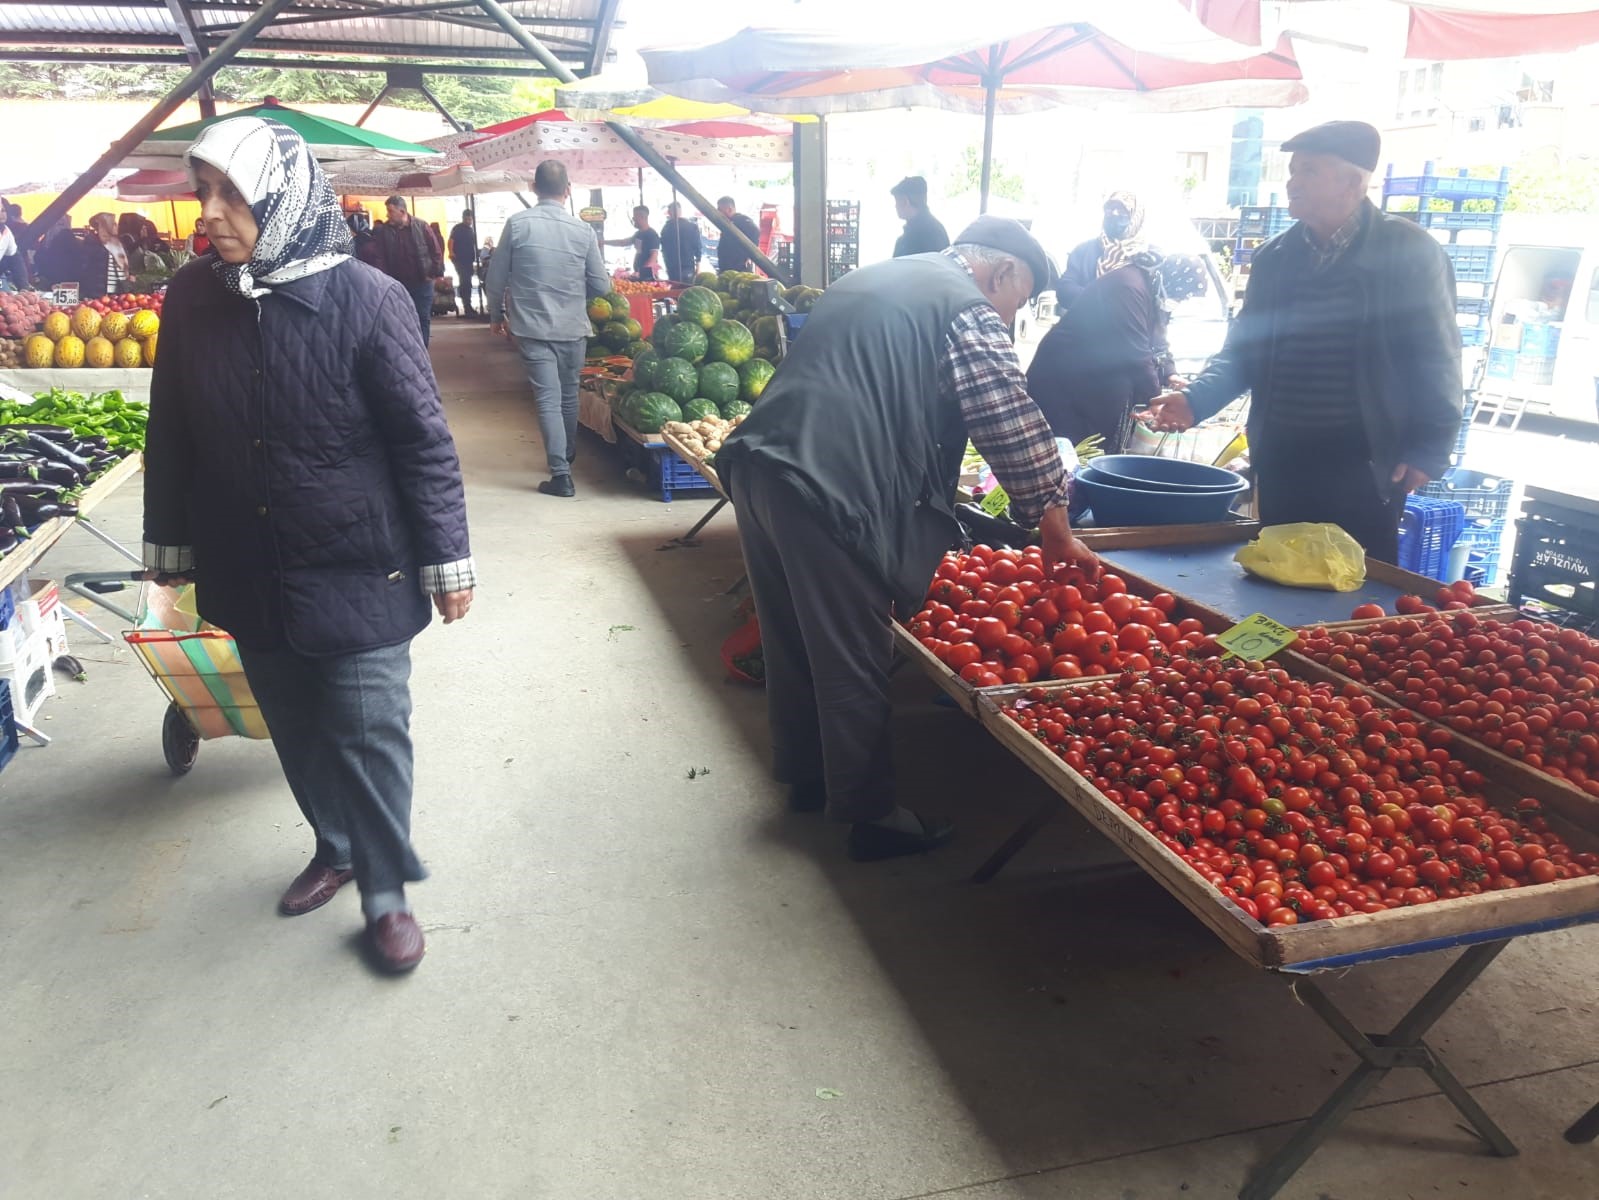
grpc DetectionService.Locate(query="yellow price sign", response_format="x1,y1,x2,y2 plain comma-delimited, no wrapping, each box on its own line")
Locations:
1215,613,1297,661
979,484,1010,518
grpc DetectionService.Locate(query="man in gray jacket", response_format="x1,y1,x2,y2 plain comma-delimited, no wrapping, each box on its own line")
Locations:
486,160,610,497
1144,121,1461,561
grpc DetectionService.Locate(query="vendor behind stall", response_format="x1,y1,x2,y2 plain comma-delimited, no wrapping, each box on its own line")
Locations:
1143,121,1461,562
715,216,1099,863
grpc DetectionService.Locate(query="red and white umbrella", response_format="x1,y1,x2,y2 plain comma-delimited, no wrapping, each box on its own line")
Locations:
1404,2,1599,60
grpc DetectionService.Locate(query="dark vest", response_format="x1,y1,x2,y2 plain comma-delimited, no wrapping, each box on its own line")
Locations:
717,253,986,614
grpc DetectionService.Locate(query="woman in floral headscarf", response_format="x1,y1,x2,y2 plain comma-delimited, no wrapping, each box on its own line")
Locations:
142,116,476,975
1054,190,1147,312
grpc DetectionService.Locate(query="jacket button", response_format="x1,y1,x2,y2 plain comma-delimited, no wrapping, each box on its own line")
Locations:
252,438,263,449
256,505,268,517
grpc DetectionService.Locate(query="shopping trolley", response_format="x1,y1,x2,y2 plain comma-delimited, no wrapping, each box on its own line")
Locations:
76,574,270,775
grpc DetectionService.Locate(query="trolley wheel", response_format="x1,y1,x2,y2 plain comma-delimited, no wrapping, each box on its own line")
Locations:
162,703,200,776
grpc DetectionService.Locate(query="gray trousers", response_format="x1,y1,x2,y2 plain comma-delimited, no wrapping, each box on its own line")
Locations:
238,640,427,897
730,466,896,823
515,336,585,476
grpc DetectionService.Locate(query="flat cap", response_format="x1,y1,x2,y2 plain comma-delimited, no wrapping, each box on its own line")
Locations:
952,215,1053,299
1281,120,1381,172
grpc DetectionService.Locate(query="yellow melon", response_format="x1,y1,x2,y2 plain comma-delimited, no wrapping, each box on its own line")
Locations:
54,334,85,368
113,337,143,369
85,336,115,368
71,305,101,340
141,332,158,367
24,334,55,368
101,310,130,341
129,309,160,340
42,311,71,341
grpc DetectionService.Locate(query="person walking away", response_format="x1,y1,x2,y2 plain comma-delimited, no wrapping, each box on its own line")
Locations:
714,196,762,274
1026,253,1209,450
605,205,661,281
1055,191,1145,312
890,176,949,258
142,115,475,974
449,210,478,316
1142,121,1461,563
660,201,703,284
371,195,445,344
485,160,611,499
715,217,1100,862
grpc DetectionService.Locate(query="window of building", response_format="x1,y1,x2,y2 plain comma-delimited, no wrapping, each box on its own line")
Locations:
1178,151,1209,182
1585,268,1599,323
1431,62,1445,94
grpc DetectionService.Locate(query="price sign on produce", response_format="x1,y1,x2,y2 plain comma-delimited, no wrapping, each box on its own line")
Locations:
979,484,1010,518
1215,613,1296,661
52,283,79,306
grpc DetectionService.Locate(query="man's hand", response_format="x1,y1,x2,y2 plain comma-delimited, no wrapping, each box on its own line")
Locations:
490,320,508,338
1391,463,1430,494
1140,390,1196,433
433,589,473,624
1039,505,1100,579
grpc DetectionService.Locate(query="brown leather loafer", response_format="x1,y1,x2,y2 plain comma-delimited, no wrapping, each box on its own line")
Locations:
368,912,426,973
278,862,355,916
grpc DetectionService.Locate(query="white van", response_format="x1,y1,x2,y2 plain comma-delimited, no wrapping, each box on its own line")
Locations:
1473,213,1599,427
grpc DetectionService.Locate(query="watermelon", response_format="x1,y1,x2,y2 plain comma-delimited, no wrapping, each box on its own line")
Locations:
651,314,677,351
706,319,755,366
656,357,699,405
586,297,612,324
631,347,661,388
681,398,720,422
675,286,723,330
605,292,629,318
753,315,781,348
625,339,648,359
738,358,776,403
602,320,634,351
622,317,643,339
718,399,753,420
696,361,740,407
662,322,708,364
694,271,719,288
630,392,683,435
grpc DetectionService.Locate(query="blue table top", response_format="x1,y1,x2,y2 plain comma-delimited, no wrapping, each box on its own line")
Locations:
1105,542,1425,628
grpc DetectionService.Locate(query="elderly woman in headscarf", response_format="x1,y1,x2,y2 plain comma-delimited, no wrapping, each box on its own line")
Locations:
1025,251,1209,452
1054,190,1146,312
141,115,476,975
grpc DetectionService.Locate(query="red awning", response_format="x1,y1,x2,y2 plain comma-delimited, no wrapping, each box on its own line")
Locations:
1406,5,1599,60
1180,0,1263,47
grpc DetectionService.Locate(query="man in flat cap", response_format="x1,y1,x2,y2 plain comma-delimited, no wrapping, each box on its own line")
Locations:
716,216,1098,862
1144,121,1461,561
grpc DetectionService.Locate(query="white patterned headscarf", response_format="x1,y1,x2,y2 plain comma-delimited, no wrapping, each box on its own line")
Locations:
185,116,352,299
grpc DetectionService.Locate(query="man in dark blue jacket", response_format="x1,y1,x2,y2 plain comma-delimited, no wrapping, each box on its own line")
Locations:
448,209,478,316
1144,122,1461,562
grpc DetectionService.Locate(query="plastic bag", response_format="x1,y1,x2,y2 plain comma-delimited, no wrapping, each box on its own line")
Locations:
1234,523,1367,593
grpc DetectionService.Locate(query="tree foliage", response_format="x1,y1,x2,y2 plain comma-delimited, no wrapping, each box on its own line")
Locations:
947,143,1026,203
1504,156,1599,215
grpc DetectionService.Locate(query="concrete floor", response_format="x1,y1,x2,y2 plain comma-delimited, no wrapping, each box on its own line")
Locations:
2,320,1596,1200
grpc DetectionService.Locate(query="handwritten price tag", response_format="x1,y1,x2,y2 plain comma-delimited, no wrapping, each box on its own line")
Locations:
1215,613,1296,661
979,484,1010,518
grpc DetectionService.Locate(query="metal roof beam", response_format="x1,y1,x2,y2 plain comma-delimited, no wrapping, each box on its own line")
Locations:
164,0,218,115
0,31,589,60
3,47,558,76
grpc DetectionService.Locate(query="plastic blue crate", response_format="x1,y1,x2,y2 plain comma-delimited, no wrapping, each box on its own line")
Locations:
1423,468,1513,522
1383,163,1511,202
0,679,16,776
646,446,719,503
1238,206,1294,237
1465,548,1503,587
1405,209,1504,232
1398,494,1465,580
1459,324,1488,347
1455,296,1492,318
1486,347,1517,379
1444,243,1497,283
1520,323,1561,356
1235,242,1258,266
0,586,13,636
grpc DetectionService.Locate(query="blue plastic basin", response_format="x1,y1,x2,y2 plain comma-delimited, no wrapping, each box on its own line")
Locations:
1088,454,1247,493
1075,472,1248,526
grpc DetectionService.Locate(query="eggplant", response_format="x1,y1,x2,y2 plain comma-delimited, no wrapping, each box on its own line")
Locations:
27,503,62,522
0,494,21,528
0,462,41,481
24,434,89,478
36,463,80,487
4,423,75,436
0,528,17,554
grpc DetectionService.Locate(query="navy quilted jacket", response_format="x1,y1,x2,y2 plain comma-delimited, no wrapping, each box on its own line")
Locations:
143,257,472,655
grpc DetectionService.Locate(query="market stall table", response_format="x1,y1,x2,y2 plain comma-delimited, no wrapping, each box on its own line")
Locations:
612,416,718,504
659,430,732,546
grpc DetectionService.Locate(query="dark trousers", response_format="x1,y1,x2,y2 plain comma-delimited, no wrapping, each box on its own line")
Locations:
452,259,475,313
238,641,427,897
406,281,435,346
731,466,896,823
1256,444,1403,564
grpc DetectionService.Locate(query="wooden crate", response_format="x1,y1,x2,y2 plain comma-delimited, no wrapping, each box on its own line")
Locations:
974,674,1599,970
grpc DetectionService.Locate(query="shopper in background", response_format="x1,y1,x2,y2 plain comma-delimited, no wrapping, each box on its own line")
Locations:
890,175,949,258
82,213,128,299
716,216,1098,863
485,159,611,499
187,217,211,258
660,201,703,283
1055,190,1146,311
371,194,445,344
142,115,474,975
449,209,479,317
1142,121,1461,561
714,196,761,274
1026,252,1208,450
33,216,79,288
0,205,24,288
605,205,661,281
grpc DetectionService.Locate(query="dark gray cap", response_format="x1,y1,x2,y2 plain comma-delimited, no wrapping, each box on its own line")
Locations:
1281,120,1381,171
952,215,1053,299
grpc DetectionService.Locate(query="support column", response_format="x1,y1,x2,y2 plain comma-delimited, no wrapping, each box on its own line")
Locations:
793,118,826,288
22,0,296,250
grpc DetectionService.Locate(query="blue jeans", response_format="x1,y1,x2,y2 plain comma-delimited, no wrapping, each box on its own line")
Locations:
238,640,426,897
514,336,585,476
407,281,435,345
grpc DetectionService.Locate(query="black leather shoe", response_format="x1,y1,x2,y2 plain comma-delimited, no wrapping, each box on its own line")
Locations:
538,475,575,497
847,812,954,862
789,781,826,813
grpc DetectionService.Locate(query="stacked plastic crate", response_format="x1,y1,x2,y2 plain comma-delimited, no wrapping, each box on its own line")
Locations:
1380,163,1511,351
1231,204,1293,286
826,200,860,284
1421,468,1515,586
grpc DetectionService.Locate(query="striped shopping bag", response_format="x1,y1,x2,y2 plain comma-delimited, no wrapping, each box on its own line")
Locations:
123,586,271,741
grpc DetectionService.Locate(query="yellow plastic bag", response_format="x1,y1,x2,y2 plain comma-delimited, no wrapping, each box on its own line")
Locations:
1234,523,1367,592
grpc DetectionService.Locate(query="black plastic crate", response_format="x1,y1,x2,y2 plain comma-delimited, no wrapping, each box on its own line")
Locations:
1509,516,1599,619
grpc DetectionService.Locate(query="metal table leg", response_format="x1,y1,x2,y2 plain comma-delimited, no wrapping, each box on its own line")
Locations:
659,497,730,549
970,796,1061,884
1567,1099,1599,1144
1240,940,1516,1200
